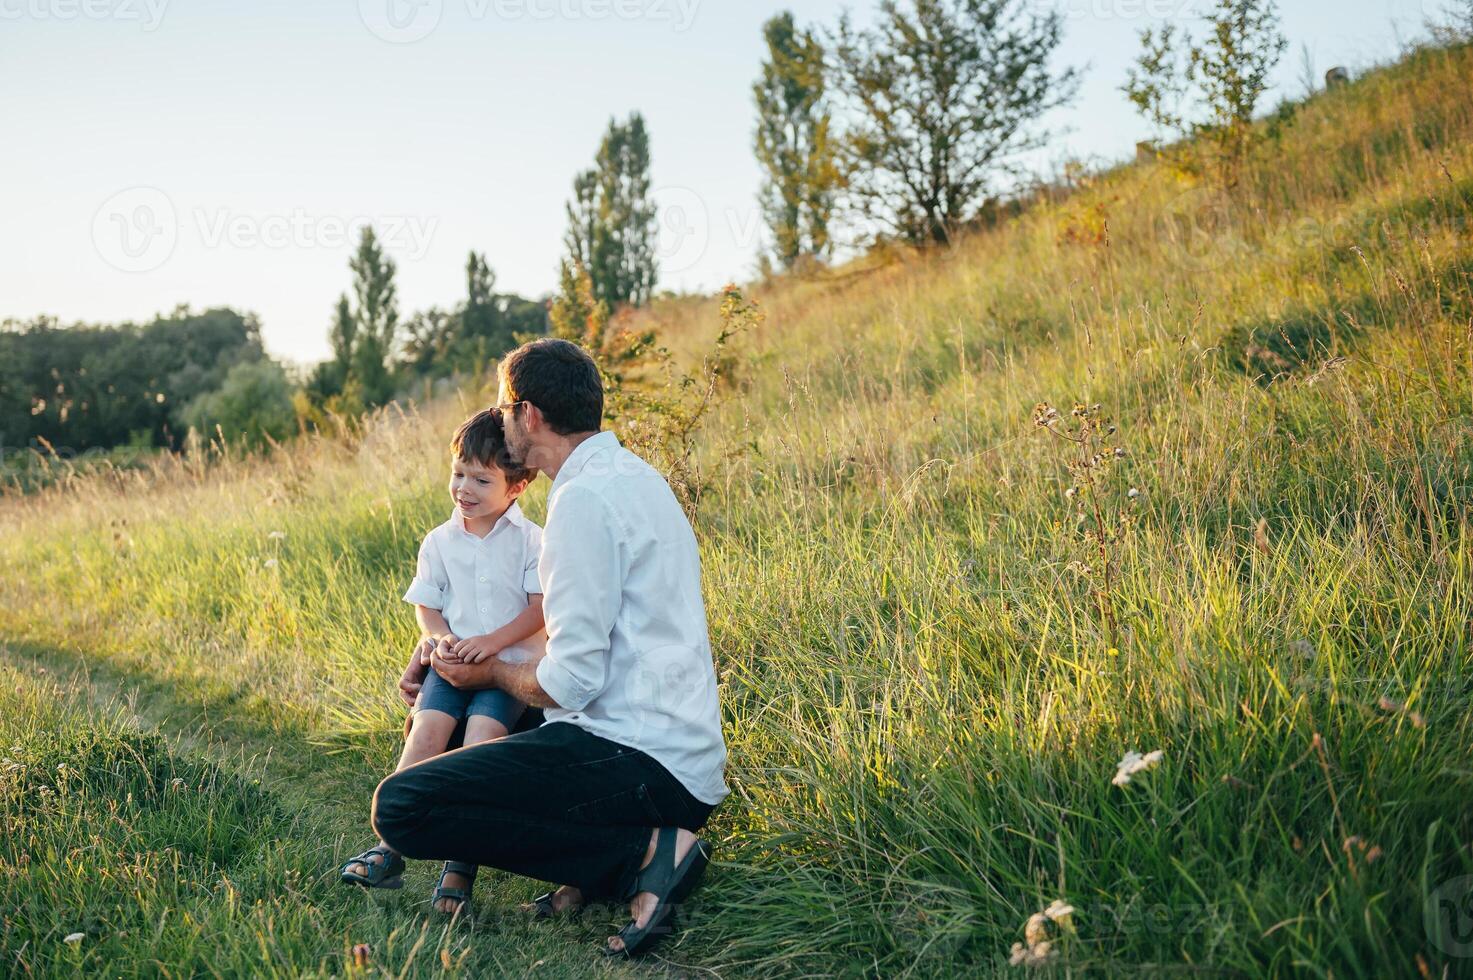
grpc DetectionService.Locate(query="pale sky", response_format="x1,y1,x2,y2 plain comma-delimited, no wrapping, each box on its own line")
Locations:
1,0,1441,365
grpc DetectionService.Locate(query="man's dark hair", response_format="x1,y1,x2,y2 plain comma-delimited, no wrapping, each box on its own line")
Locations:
498,338,603,435
451,410,536,485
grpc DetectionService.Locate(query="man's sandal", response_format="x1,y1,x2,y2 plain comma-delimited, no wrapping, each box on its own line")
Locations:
528,887,584,920
339,846,406,889
431,861,478,918
603,828,712,959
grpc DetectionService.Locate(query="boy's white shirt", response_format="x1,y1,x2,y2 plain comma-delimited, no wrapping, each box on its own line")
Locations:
403,500,546,662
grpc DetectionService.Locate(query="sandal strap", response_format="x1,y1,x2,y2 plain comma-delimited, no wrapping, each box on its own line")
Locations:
343,846,400,876
631,827,679,898
442,860,478,879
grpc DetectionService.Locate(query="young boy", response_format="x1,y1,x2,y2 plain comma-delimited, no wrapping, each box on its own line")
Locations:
339,408,546,917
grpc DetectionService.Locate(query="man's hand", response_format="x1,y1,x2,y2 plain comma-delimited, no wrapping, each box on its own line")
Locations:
430,647,498,691
399,638,434,707
452,634,504,665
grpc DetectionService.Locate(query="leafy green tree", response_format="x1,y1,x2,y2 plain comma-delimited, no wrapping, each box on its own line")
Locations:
1123,0,1287,185
0,307,268,452
347,226,400,405
180,359,296,448
754,12,839,271
829,0,1077,246
549,259,654,395
564,114,659,310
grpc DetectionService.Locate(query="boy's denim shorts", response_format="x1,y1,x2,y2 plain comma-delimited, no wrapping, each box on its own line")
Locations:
415,667,526,730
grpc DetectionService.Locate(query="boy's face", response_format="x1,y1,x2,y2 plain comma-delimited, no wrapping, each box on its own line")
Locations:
449,454,526,523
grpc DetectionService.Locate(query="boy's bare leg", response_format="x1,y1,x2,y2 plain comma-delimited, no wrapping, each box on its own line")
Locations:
397,709,460,771
430,715,511,913
344,710,459,880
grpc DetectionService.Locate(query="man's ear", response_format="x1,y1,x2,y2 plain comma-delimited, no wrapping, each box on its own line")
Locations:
523,401,546,434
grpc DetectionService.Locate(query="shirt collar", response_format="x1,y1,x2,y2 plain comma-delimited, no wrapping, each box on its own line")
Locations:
551,430,620,494
449,499,527,539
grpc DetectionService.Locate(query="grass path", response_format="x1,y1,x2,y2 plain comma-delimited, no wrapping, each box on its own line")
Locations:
2,638,719,979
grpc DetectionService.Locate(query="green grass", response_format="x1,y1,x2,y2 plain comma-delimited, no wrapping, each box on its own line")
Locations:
4,39,1473,978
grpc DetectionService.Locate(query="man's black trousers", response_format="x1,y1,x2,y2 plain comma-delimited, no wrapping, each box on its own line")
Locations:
373,720,715,901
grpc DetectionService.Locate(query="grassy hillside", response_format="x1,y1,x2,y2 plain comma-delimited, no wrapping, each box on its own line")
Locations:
4,41,1473,977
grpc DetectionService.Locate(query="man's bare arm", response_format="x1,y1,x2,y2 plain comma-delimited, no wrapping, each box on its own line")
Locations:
430,649,561,709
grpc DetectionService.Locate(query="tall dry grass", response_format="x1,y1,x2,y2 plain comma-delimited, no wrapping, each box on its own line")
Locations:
3,40,1472,977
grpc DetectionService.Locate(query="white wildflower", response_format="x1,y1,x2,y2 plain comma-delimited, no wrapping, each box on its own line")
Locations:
267,531,287,540
63,933,84,945
170,778,185,789
1112,749,1164,787
1009,939,1056,967
263,558,279,569
1043,901,1075,928
1127,487,1141,499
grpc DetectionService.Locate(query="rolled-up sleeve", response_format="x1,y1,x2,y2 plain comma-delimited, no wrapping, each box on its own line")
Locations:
535,487,623,712
402,534,448,609
523,525,544,595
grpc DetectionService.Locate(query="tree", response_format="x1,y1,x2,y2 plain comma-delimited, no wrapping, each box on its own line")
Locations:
1123,0,1287,186
563,114,659,311
549,259,654,396
0,307,268,452
180,359,296,448
347,226,400,405
828,0,1078,246
753,12,839,270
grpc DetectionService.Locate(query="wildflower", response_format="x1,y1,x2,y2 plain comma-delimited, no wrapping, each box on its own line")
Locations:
1376,696,1426,729
1010,940,1055,967
268,531,286,540
1112,749,1164,786
1042,901,1074,928
63,933,84,945
170,778,185,789
263,558,279,569
1127,487,1140,499
1113,447,1127,459
56,763,68,773
1064,486,1077,499
1010,900,1073,968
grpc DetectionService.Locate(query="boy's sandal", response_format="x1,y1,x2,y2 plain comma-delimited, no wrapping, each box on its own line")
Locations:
603,829,712,959
431,861,478,918
339,846,406,889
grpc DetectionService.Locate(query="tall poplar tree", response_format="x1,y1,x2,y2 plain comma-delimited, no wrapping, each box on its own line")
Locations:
564,114,659,311
754,11,838,270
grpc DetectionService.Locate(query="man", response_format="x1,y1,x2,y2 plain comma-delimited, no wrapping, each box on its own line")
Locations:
373,338,729,959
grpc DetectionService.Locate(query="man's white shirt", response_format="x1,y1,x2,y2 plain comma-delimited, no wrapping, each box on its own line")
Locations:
403,501,546,662
534,431,730,806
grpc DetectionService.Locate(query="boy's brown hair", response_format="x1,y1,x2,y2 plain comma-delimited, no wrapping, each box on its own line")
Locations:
451,410,537,486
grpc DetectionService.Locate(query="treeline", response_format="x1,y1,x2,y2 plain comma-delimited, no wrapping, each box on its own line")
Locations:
0,308,277,453
10,0,1454,459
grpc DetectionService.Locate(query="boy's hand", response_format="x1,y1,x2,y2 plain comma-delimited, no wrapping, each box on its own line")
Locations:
452,634,504,665
435,633,464,664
